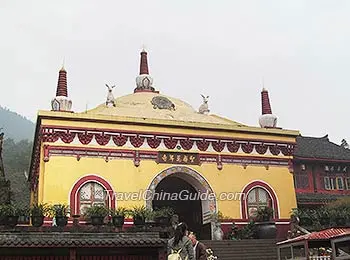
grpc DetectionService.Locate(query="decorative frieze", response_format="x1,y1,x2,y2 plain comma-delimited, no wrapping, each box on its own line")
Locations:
40,126,295,157
42,145,290,168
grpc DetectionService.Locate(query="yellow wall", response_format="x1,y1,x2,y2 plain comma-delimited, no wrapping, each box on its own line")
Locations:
34,116,298,220
40,155,296,219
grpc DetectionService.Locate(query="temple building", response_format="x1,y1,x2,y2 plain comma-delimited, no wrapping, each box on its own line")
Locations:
293,135,350,208
28,49,299,239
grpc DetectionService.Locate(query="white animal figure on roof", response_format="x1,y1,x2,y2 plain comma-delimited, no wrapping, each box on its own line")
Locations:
105,84,116,107
198,94,210,114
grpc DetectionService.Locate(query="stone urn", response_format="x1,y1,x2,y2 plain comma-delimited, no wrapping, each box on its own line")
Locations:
212,222,224,240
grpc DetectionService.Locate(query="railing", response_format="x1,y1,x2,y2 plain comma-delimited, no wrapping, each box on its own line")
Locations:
309,256,331,260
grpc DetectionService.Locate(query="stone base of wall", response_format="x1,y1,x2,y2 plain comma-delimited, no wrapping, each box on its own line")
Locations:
202,239,278,260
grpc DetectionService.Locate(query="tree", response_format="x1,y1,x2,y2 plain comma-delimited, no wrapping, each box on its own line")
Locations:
2,138,33,207
341,139,349,149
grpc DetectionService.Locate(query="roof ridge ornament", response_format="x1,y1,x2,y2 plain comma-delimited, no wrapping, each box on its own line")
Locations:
151,96,175,110
51,64,72,112
259,88,277,128
134,48,158,93
105,84,116,107
198,94,210,114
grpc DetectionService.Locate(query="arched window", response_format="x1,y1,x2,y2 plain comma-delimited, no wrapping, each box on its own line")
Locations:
247,187,272,218
70,175,115,215
241,181,279,220
78,182,107,215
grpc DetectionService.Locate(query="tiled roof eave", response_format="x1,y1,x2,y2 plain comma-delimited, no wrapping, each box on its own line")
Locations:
0,239,167,248
0,232,167,248
293,156,350,163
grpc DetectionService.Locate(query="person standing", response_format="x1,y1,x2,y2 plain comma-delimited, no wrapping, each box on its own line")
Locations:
167,222,194,260
188,232,207,260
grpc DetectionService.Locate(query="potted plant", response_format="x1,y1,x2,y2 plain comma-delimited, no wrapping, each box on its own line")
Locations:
130,205,149,227
50,204,69,227
84,205,109,226
30,203,49,227
110,207,129,228
153,207,174,227
254,206,276,239
2,204,25,228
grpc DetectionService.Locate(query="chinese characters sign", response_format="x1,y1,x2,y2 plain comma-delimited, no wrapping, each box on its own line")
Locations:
158,152,200,165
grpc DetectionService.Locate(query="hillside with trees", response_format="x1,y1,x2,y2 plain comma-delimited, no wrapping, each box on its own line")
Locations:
0,107,34,207
0,106,35,142
2,138,32,207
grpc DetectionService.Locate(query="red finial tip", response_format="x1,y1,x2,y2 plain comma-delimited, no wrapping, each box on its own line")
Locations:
261,88,272,114
139,50,149,75
56,68,68,97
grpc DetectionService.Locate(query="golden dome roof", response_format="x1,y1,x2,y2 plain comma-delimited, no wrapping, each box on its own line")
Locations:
85,92,243,126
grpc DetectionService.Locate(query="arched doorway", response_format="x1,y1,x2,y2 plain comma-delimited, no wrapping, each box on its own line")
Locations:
146,166,217,239
152,175,202,237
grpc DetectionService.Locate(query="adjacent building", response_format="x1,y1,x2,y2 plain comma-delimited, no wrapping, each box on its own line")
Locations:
293,135,350,208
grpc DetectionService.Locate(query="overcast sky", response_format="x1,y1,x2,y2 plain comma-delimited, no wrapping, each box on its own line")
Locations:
0,0,349,144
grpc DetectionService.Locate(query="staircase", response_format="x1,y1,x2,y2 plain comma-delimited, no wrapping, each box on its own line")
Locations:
202,239,278,260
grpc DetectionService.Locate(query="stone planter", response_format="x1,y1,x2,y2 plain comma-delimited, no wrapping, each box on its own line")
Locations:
133,216,145,226
5,216,19,228
55,216,68,227
112,216,125,228
255,221,277,239
31,216,45,227
91,216,105,226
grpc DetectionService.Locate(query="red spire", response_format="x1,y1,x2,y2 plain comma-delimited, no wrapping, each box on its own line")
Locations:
139,50,149,75
261,88,272,114
56,67,68,97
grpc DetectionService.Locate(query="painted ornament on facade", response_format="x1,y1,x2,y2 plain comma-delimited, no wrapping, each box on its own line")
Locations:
151,96,175,110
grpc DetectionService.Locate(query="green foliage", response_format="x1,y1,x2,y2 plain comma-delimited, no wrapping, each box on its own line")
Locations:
2,137,32,208
211,210,230,222
0,204,29,216
129,205,151,218
110,207,129,217
256,206,274,222
49,204,69,217
30,203,49,217
153,207,174,218
326,197,350,211
84,205,109,217
295,199,350,230
229,221,257,240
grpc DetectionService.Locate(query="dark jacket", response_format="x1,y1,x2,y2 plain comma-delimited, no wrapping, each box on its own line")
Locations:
194,241,207,260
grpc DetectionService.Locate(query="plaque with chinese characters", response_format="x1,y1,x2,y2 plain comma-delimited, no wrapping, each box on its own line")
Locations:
157,152,200,165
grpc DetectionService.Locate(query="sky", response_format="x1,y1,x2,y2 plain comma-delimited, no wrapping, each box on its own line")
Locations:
0,0,349,144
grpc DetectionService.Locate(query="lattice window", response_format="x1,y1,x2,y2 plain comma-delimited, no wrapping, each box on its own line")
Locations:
346,178,350,190
247,187,272,218
79,182,107,215
337,177,344,190
294,172,309,189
